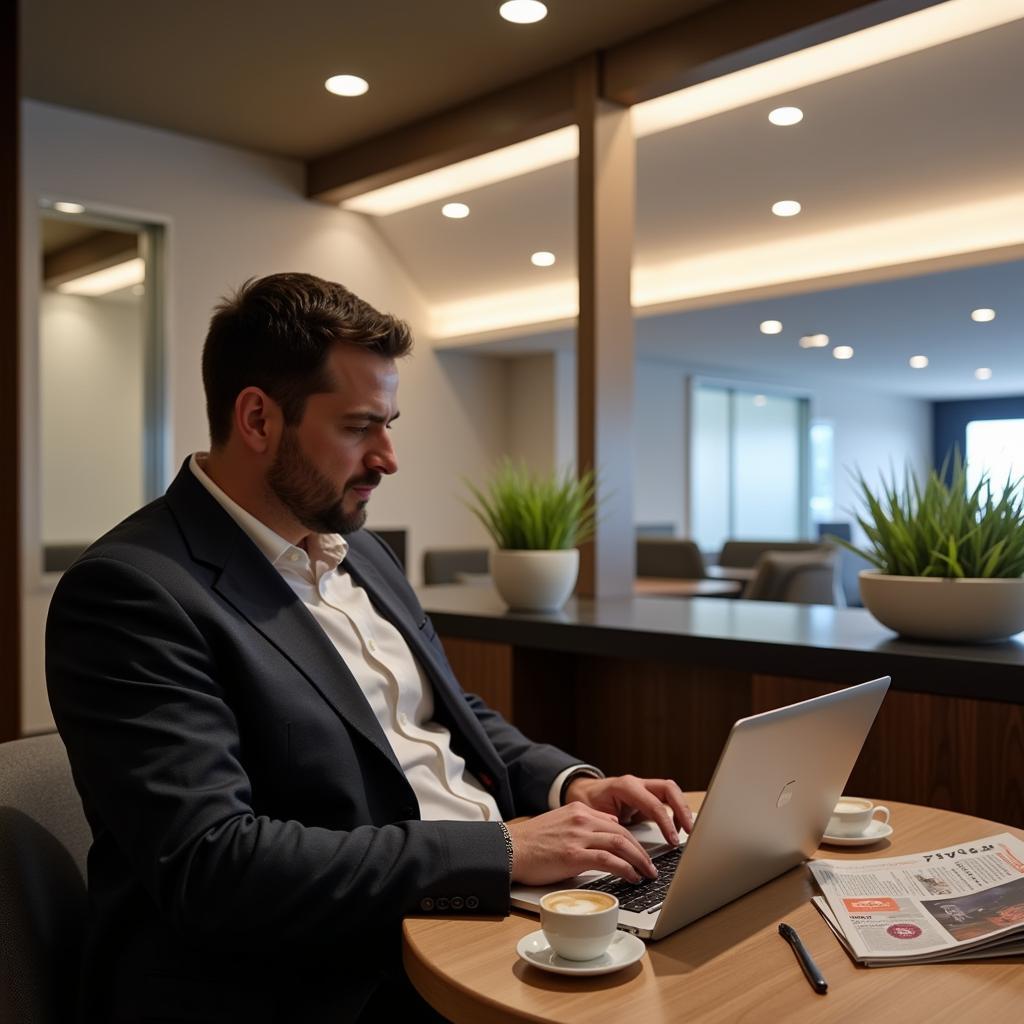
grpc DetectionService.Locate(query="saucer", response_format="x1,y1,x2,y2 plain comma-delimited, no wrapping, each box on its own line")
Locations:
821,819,894,847
516,929,646,976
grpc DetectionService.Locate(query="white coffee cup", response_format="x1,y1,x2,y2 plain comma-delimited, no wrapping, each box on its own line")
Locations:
539,889,620,961
827,796,890,838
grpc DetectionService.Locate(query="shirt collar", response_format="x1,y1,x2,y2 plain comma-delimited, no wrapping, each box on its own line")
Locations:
188,453,348,572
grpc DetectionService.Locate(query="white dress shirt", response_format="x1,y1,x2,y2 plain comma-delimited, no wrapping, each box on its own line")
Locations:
189,454,592,821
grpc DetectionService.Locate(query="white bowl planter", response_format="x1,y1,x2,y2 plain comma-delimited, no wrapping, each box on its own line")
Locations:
859,572,1024,643
490,549,580,613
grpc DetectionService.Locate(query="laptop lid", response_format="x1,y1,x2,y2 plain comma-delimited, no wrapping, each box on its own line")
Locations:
511,676,890,941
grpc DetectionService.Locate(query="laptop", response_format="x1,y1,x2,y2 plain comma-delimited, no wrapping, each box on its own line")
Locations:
511,676,890,940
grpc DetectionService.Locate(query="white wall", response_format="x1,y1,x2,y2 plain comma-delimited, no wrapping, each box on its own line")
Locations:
633,360,688,535
19,100,505,732
40,292,144,543
811,383,933,542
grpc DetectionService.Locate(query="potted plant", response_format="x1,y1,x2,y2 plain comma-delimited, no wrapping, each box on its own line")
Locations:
465,461,597,612
835,456,1024,642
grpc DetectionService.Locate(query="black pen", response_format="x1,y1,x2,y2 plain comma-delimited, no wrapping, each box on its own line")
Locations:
779,922,828,994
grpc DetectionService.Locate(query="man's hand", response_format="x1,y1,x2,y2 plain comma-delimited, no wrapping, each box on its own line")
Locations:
564,774,693,847
505,803,659,886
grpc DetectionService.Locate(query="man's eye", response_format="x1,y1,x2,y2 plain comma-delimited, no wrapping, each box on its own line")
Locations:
346,425,370,436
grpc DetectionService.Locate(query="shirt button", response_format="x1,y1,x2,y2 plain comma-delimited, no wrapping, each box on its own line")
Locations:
399,713,408,726
367,638,377,652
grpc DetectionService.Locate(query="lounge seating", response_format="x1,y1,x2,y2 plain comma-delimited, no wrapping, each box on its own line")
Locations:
742,549,842,605
0,733,91,1024
422,547,489,585
636,538,706,579
717,539,830,568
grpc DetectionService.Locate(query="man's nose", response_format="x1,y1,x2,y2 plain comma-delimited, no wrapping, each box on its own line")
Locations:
367,433,398,475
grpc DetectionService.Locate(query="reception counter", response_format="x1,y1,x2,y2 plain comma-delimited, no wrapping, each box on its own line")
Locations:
418,585,1024,827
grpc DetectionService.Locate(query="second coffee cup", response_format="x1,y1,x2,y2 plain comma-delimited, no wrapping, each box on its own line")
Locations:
827,796,890,838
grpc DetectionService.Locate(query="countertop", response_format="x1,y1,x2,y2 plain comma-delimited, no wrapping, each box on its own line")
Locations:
417,584,1024,704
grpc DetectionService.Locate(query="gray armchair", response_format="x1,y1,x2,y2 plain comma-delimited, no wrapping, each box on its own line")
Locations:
742,549,842,605
0,733,92,1024
636,538,706,579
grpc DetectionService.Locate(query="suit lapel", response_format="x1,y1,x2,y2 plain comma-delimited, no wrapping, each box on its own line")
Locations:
165,464,405,778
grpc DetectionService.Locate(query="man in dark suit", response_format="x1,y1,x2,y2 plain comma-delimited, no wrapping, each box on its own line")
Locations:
46,273,691,1022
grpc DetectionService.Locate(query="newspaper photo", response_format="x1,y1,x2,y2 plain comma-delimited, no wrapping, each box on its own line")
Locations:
808,832,1024,965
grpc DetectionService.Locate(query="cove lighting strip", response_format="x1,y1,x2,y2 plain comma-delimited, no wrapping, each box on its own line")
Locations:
343,0,1024,216
632,0,1024,137
430,190,1024,339
342,127,578,216
56,257,145,296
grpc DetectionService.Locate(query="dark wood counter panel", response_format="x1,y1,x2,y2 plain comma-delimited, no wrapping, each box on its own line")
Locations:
418,586,1024,827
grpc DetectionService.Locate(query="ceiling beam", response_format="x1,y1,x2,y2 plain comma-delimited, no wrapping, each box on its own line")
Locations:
307,0,942,205
603,0,944,105
307,63,577,204
43,230,138,286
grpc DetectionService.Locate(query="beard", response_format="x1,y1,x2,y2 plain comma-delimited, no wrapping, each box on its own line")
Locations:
266,428,378,536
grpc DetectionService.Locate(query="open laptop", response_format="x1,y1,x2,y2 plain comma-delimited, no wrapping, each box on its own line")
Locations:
511,676,890,940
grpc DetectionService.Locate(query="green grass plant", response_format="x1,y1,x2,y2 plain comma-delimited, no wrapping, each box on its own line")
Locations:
464,460,597,550
835,456,1024,578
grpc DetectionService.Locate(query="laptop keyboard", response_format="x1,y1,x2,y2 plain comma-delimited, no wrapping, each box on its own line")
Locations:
580,845,683,914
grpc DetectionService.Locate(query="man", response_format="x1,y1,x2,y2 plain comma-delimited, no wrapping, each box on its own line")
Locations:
47,273,691,1022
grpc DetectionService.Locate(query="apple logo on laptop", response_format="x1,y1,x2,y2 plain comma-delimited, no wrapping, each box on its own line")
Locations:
776,780,797,808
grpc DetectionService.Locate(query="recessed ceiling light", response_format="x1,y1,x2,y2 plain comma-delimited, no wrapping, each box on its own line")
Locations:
799,333,829,348
772,200,801,217
325,74,369,97
530,251,556,267
441,202,470,219
499,1,547,24
971,307,996,322
759,319,783,335
909,355,929,369
53,201,85,214
768,106,803,126
753,394,768,407
975,367,993,381
833,346,854,360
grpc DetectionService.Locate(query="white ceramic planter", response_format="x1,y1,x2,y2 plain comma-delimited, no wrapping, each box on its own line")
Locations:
489,549,580,613
859,572,1024,643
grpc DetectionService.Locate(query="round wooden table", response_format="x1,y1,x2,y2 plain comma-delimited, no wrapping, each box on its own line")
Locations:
634,577,742,598
403,796,1024,1023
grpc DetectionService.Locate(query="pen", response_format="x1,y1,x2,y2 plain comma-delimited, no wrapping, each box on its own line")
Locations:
778,922,828,994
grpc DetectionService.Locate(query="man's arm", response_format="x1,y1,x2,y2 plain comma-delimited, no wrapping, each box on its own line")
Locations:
46,556,510,951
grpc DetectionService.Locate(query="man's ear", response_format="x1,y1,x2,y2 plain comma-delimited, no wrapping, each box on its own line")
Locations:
233,387,281,455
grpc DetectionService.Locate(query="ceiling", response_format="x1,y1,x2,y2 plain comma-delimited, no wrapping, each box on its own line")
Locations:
19,1,1024,401
19,0,713,159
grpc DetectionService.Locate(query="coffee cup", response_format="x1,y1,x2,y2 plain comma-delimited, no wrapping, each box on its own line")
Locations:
827,796,890,838
539,889,619,961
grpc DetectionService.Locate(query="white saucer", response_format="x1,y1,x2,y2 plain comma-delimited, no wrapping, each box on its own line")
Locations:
821,819,894,847
516,929,646,976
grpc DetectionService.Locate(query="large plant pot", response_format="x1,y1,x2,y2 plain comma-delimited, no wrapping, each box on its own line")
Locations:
490,549,580,613
859,572,1024,643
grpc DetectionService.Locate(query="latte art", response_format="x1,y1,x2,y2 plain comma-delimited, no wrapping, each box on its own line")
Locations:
542,891,616,914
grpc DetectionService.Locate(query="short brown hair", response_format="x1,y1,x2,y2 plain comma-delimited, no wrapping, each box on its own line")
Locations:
202,273,412,447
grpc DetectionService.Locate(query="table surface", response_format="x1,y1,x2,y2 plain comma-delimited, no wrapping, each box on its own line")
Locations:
634,577,742,597
403,796,1024,1023
705,565,758,582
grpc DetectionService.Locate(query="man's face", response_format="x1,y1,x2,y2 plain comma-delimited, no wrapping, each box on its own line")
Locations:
266,344,399,536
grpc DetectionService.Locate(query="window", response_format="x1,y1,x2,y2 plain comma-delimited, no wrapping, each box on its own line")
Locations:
691,384,808,552
965,418,1024,497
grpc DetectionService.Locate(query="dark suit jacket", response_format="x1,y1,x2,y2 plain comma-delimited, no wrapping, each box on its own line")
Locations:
46,462,580,1022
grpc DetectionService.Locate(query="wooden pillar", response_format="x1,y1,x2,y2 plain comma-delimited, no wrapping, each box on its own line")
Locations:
1,1,20,739
575,57,635,598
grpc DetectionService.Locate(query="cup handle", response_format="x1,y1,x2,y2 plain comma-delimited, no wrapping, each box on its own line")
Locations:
872,806,890,826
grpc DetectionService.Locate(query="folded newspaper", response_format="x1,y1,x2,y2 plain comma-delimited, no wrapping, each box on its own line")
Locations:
808,833,1024,966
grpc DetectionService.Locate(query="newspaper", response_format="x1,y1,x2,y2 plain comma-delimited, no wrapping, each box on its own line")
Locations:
808,832,1024,966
